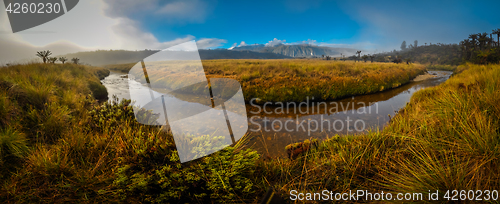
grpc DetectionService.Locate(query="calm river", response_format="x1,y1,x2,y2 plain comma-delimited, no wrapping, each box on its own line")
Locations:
101,70,452,157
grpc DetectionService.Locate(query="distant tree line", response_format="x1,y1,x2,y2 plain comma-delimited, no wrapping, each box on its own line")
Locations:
36,50,80,64
460,29,500,64
370,28,500,65
368,40,462,65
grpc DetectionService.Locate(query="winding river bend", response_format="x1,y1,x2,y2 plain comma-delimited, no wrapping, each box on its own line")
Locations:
101,70,452,157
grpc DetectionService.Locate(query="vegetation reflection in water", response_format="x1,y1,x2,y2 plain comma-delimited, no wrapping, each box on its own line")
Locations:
103,67,451,157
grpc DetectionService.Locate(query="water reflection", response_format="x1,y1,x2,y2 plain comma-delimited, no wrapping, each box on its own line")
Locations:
102,70,452,157
245,71,452,156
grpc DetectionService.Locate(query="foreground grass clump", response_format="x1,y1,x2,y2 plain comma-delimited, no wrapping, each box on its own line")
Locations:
259,63,500,201
202,59,426,103
0,63,263,203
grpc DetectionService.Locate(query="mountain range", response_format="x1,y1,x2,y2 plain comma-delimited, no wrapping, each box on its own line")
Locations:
57,44,357,66
232,43,358,58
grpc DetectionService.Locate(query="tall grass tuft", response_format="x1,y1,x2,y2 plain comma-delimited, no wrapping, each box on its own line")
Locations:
0,127,29,180
0,127,29,161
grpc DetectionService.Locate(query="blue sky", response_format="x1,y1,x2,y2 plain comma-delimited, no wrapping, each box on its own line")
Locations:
120,0,500,51
1,0,500,62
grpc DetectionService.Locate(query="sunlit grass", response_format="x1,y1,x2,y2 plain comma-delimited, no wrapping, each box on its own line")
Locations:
0,64,261,203
205,59,427,102
2,62,499,202
257,63,500,201
107,59,426,103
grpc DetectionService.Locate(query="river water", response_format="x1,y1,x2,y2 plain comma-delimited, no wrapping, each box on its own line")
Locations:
101,70,452,157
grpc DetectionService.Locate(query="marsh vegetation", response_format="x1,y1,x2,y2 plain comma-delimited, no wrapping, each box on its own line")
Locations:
1,56,499,203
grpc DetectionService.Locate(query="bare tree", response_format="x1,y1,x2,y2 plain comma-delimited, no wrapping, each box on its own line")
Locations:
36,50,52,63
72,58,80,64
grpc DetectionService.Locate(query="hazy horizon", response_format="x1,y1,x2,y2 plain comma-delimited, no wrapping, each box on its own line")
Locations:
1,0,499,63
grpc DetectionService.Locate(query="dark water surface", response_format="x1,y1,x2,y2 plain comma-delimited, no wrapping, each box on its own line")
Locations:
102,70,452,157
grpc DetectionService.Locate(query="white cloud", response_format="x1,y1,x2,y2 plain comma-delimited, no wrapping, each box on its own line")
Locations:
0,0,226,63
196,38,227,49
289,39,317,45
0,2,91,63
265,38,286,47
238,41,247,47
102,0,213,23
156,0,210,23
102,0,157,18
109,18,196,50
258,37,376,53
101,0,223,50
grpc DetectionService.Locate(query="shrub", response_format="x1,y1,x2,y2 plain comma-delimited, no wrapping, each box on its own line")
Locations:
88,80,108,101
113,145,260,203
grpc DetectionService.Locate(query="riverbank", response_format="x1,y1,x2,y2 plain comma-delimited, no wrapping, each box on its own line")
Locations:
206,59,427,103
412,72,437,81
258,63,500,200
104,59,427,103
2,63,498,203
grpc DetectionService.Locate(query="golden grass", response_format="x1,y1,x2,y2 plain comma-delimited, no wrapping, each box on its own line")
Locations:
110,59,426,103
258,63,500,201
0,63,261,203
3,62,498,203
203,59,426,102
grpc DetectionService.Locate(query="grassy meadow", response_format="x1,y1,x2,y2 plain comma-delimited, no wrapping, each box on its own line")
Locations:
107,59,426,103
1,61,499,203
0,63,262,203
258,63,500,201
203,59,426,103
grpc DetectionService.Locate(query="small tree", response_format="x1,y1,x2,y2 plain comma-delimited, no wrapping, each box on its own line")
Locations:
36,50,52,63
400,41,407,50
72,58,80,64
49,57,58,64
493,28,500,47
369,55,375,63
362,55,368,62
356,51,362,62
414,40,418,48
392,56,402,64
58,57,67,64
